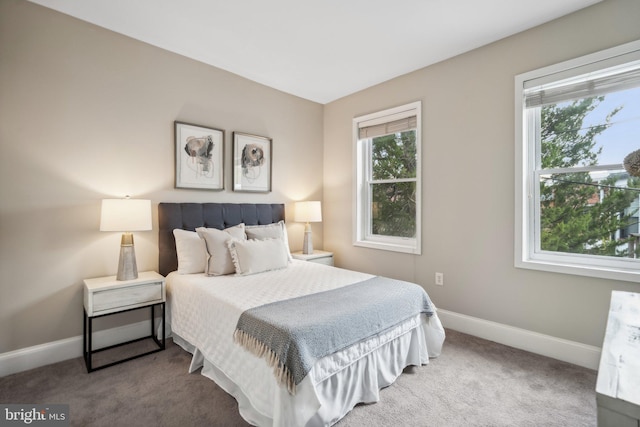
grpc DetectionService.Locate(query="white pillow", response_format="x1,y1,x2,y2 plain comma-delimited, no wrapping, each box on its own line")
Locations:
227,238,289,275
196,224,246,276
173,229,207,274
245,220,293,261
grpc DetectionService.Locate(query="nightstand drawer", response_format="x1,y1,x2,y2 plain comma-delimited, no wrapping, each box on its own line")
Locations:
93,282,163,314
291,250,334,266
310,256,333,266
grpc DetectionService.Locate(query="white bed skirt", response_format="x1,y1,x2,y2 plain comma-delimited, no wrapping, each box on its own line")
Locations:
171,312,444,427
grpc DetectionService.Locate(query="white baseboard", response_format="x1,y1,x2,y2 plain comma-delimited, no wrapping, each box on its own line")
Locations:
437,309,602,370
1,309,602,377
0,320,157,377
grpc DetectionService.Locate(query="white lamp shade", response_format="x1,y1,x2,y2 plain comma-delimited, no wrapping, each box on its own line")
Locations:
100,199,152,232
294,201,322,223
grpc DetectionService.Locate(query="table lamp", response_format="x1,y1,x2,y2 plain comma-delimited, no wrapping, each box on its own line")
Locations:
100,197,152,281
294,201,322,254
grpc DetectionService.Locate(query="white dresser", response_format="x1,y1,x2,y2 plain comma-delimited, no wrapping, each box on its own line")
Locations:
596,291,640,427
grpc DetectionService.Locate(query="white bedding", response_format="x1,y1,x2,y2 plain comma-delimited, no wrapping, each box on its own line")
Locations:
166,260,445,426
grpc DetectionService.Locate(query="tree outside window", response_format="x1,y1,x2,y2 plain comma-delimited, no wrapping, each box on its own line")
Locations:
516,41,640,281
370,130,417,238
354,101,421,254
538,94,640,258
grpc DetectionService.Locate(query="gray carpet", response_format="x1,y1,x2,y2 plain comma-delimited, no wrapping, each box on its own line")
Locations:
0,329,597,426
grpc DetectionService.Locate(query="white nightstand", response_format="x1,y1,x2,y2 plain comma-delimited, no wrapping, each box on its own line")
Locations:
83,271,166,372
291,250,334,266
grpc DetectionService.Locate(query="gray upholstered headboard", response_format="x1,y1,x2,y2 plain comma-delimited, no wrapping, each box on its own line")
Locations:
158,202,286,276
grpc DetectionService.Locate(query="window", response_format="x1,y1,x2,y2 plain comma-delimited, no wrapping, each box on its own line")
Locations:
354,101,421,254
515,40,640,282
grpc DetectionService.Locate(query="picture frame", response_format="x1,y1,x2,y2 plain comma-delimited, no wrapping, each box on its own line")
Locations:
233,132,272,193
175,121,225,190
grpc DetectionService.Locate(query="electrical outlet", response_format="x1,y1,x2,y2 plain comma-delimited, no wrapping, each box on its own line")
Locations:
435,272,444,286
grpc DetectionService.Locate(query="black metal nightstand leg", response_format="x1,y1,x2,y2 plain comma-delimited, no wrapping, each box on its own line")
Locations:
84,302,165,373
150,303,166,349
162,302,166,349
151,305,155,338
86,314,93,372
83,310,87,368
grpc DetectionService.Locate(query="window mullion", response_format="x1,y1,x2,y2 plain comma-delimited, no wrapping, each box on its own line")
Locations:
370,178,417,185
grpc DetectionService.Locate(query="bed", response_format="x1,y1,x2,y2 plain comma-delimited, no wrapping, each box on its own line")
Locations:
158,202,445,426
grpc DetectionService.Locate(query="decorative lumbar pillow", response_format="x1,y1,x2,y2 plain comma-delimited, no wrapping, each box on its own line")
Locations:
196,224,246,276
227,237,289,275
173,229,207,274
245,220,293,261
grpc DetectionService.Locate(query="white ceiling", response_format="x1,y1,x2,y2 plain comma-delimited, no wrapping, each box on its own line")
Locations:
28,0,601,104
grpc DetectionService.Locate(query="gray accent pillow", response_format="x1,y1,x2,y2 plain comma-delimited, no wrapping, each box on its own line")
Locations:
196,224,246,276
245,220,293,261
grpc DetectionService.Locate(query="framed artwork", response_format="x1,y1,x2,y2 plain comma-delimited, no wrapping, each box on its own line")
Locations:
175,121,224,190
233,132,272,192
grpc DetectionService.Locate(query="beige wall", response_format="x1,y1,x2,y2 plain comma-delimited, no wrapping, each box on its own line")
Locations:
2,0,640,356
324,0,640,348
0,0,323,353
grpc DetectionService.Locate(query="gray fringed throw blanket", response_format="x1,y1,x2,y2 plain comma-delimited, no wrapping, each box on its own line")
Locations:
233,276,434,394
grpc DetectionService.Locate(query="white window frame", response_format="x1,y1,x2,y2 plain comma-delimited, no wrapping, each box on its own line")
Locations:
353,101,421,254
515,40,640,283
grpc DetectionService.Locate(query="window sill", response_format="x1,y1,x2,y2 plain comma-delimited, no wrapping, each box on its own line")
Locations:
354,239,420,255
515,257,640,284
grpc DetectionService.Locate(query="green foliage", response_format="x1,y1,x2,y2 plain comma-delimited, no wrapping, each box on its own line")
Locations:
539,97,638,256
370,131,417,237
372,132,416,180
541,97,617,169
